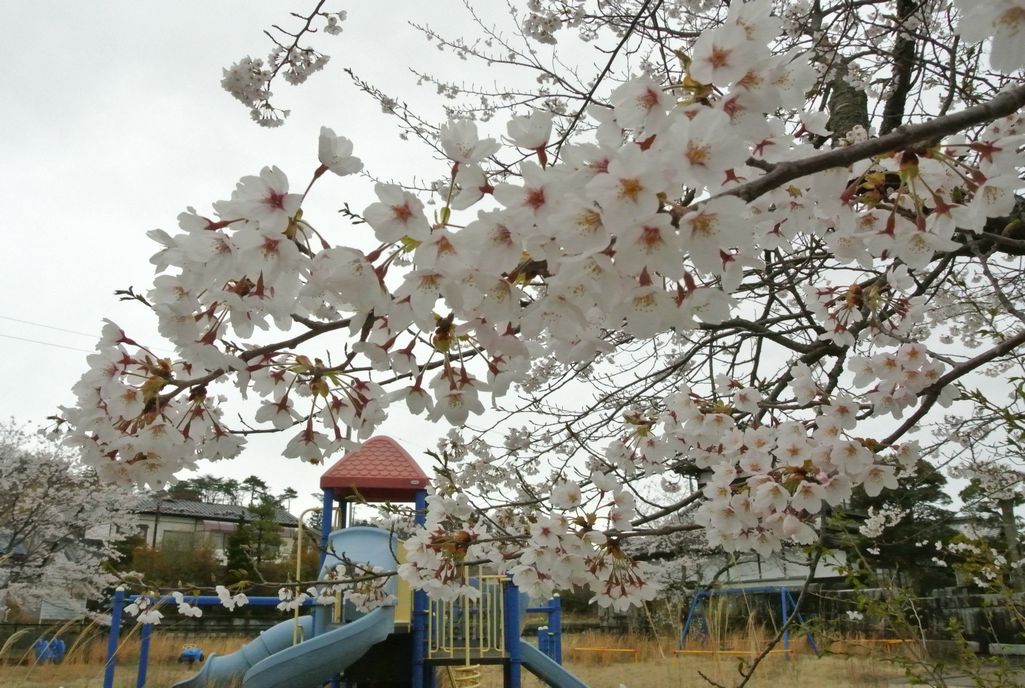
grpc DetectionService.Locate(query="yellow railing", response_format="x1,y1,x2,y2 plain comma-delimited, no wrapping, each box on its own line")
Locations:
293,506,325,645
427,567,506,662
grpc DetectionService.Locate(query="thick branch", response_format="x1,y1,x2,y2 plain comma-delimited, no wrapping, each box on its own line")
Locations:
726,84,1025,204
879,0,919,135
882,329,1025,447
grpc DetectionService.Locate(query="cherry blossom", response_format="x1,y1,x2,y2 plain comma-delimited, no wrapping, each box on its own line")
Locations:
954,0,1025,73
318,127,364,177
56,1,1025,617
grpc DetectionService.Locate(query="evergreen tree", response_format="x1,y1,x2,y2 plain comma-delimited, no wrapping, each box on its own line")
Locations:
842,460,958,594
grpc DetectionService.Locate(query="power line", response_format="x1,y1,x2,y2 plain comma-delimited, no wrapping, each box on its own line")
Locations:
0,314,98,339
0,314,178,354
0,332,93,354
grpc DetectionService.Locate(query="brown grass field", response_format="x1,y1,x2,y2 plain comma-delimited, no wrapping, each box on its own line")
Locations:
0,628,925,688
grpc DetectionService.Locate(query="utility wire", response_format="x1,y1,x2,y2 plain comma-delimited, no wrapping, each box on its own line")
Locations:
0,314,98,339
0,332,93,354
0,314,177,354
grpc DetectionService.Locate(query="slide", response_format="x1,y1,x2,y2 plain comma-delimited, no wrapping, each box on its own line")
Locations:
520,640,588,688
243,605,393,688
170,616,313,688
173,527,398,688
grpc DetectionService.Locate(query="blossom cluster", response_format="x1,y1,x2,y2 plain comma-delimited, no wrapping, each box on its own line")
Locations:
64,0,1025,609
124,595,163,625
216,585,250,611
277,586,312,612
859,505,906,539
221,7,346,126
321,563,397,612
397,476,657,610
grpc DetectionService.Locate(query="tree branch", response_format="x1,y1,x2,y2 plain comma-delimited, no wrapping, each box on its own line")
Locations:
726,83,1025,204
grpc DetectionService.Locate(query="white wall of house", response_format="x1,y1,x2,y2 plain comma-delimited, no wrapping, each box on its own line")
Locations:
697,549,848,589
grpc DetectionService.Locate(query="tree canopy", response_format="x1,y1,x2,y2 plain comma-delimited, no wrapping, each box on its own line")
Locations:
57,0,1025,612
0,421,138,617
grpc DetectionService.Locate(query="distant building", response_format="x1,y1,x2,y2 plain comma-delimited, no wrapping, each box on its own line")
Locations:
695,549,849,590
132,496,300,562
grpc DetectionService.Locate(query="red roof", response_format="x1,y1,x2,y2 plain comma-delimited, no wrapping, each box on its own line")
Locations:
319,436,430,502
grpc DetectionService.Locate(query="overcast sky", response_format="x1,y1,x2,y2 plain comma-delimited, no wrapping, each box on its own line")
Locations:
0,1,507,511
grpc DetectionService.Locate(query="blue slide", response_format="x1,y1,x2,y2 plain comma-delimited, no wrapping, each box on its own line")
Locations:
243,606,393,688
520,640,588,688
172,527,398,688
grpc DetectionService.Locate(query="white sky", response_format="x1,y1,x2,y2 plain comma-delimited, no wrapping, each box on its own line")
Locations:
0,1,507,513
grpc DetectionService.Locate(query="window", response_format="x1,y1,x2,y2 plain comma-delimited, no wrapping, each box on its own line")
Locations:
161,530,194,551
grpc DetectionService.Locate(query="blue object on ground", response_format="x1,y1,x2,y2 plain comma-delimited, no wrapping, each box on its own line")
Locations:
33,638,66,663
178,646,205,664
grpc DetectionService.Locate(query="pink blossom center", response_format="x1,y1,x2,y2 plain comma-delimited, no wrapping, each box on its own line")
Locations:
1000,7,1025,27
265,190,286,210
526,188,546,210
619,177,643,201
392,204,413,222
640,226,664,249
640,88,660,111
708,46,732,69
686,141,711,166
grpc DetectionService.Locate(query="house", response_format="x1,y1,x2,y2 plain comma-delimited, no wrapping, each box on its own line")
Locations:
695,548,849,590
132,496,300,562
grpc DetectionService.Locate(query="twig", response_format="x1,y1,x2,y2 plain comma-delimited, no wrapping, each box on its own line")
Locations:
552,0,658,159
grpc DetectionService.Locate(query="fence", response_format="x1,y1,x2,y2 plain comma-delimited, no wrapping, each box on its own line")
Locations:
807,588,1025,645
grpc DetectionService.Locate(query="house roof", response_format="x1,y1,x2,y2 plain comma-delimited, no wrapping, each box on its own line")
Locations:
320,435,429,502
133,496,299,527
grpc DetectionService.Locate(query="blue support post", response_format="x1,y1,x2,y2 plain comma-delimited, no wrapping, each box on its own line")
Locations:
411,489,430,688
786,589,819,655
103,588,125,688
136,623,152,688
538,626,549,657
316,488,336,643
320,488,335,569
780,587,790,651
551,594,562,664
503,578,522,688
680,592,705,647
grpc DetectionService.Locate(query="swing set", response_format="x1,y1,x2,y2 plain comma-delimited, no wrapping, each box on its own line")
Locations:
676,587,819,656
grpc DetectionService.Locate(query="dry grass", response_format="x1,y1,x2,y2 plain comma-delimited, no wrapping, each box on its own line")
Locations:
434,630,907,688
0,629,908,688
0,633,244,688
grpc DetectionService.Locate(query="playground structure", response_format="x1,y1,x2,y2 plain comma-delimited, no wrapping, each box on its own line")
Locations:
102,436,587,688
677,586,818,656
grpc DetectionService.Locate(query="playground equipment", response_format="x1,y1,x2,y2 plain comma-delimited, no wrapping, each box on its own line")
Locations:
678,586,818,655
103,436,588,688
177,644,204,665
